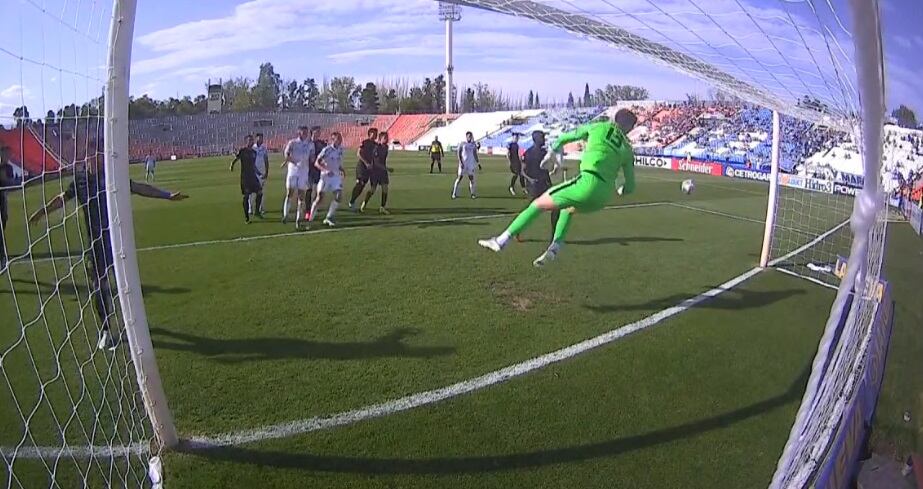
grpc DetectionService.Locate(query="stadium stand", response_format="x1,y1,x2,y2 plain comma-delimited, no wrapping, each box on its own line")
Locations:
416,111,520,148
387,114,441,147
0,127,63,177
128,112,359,160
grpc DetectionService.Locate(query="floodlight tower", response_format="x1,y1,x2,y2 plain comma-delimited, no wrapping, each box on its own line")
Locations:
439,2,462,114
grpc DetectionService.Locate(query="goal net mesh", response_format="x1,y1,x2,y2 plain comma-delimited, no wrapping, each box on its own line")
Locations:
1,1,160,488
441,1,888,487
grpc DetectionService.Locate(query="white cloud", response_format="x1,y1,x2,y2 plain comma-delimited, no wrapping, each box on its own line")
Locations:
893,36,912,49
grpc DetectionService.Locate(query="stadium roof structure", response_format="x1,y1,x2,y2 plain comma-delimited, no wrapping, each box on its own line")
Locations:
439,0,862,130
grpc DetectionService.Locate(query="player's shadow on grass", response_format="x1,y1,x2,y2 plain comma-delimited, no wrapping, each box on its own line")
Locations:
150,327,455,363
184,363,811,475
585,287,806,313
521,236,683,247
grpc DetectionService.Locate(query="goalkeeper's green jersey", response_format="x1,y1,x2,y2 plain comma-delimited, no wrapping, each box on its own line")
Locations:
551,120,636,194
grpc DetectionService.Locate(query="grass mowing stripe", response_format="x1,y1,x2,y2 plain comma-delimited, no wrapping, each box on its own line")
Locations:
666,202,766,225
8,202,667,264
182,266,764,450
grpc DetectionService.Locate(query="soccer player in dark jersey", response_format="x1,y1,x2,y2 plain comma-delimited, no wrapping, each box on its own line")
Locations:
507,133,526,195
306,126,325,207
518,130,559,243
230,134,262,223
361,131,392,214
0,145,15,270
349,127,378,211
30,143,188,350
430,136,444,173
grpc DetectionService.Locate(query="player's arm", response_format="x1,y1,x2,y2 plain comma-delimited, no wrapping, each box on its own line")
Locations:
129,180,189,201
457,145,464,165
262,153,270,180
314,148,329,173
551,125,590,152
620,161,637,196
356,147,372,168
281,141,294,168
229,151,240,172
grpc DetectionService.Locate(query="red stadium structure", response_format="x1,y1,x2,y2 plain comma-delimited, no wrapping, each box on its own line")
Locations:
0,127,62,177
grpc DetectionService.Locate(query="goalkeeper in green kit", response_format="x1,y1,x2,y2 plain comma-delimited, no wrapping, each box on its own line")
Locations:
478,109,638,267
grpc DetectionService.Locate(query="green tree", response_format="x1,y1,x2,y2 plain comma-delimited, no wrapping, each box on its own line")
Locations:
223,78,254,112
583,83,592,107
13,106,31,127
534,92,540,108
381,89,399,114
527,90,534,109
251,62,282,111
325,76,358,112
433,75,447,113
303,78,319,111
359,82,380,114
892,104,918,129
567,92,575,109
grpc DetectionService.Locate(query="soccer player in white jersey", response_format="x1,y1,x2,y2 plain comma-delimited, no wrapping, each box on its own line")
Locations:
252,132,269,217
308,132,345,227
281,126,315,229
144,154,156,182
452,131,479,199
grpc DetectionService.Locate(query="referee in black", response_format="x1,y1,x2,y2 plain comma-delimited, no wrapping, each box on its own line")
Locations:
518,130,559,243
30,142,188,350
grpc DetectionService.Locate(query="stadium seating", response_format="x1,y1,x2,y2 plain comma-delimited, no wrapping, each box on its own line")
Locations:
387,114,441,147
417,111,520,148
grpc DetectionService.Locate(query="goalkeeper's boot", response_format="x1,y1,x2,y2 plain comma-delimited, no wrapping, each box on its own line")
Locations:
477,237,503,253
533,243,560,268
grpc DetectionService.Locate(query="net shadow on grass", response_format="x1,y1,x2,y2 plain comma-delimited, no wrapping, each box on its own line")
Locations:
585,288,807,313
182,363,811,474
151,327,455,363
520,236,684,247
1,278,190,297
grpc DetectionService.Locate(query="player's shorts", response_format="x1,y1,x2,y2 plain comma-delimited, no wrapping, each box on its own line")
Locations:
548,170,612,213
317,174,343,193
370,168,389,186
527,176,552,199
509,162,522,174
355,163,371,183
286,168,311,191
241,177,261,195
308,167,321,187
431,153,442,161
145,165,155,173
457,163,477,177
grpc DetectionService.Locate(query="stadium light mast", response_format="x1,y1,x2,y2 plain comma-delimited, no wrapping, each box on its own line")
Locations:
439,2,461,115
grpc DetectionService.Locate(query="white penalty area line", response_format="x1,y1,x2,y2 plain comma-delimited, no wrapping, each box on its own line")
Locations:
0,442,148,460
183,265,764,449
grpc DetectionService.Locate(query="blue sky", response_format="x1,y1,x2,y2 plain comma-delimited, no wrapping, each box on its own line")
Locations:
1,0,920,120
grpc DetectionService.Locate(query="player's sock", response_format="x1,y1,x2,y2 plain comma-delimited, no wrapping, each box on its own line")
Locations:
504,203,543,238
452,178,461,197
520,175,526,188
509,175,519,190
308,200,319,221
549,209,561,244
349,184,364,205
381,191,388,208
255,193,264,215
469,179,476,196
552,210,572,245
326,201,339,220
242,195,250,221
363,190,374,206
283,196,290,219
296,200,305,223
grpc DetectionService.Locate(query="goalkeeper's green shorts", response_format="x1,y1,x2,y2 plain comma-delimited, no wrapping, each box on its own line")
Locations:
548,170,612,213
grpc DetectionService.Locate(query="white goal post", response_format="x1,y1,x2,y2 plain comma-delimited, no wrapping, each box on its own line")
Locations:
104,0,178,451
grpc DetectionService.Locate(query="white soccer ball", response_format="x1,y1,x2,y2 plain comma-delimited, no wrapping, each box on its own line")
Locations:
681,179,695,194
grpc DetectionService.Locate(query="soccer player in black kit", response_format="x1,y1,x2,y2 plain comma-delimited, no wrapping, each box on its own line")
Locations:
307,125,325,207
349,127,378,211
30,142,187,350
0,145,15,270
361,131,391,214
230,134,262,223
507,133,526,195
518,130,559,243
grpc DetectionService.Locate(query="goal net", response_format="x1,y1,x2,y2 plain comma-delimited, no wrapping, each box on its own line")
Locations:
1,1,173,488
442,0,890,487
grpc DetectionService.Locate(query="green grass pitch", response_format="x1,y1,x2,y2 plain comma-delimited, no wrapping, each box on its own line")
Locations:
1,151,920,488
